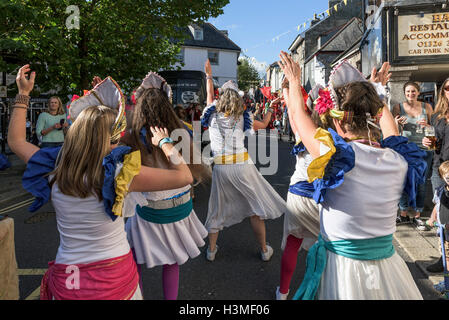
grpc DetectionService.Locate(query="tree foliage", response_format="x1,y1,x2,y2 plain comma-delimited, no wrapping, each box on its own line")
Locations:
0,0,229,98
237,58,260,92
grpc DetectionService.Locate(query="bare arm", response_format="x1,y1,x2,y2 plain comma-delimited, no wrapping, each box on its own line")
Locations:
205,59,214,105
370,62,399,139
379,106,399,139
253,112,273,130
279,52,320,158
253,98,279,131
128,127,193,192
7,65,40,163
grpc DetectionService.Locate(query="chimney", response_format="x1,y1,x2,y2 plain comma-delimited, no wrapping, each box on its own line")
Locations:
329,0,340,8
311,13,321,26
220,30,229,37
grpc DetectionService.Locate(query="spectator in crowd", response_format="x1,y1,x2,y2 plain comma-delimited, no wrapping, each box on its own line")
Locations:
273,114,282,140
423,77,449,272
174,105,188,122
188,103,202,123
393,82,434,228
426,160,449,292
36,96,68,148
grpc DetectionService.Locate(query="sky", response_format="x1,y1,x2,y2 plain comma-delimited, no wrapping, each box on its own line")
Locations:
207,0,334,76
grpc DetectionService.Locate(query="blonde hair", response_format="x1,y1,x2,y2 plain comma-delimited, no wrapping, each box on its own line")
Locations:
439,160,449,178
50,106,118,200
48,96,65,115
435,78,449,120
216,89,244,119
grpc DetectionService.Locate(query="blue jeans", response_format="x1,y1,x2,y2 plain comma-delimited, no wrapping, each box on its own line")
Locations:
431,165,444,195
399,150,433,213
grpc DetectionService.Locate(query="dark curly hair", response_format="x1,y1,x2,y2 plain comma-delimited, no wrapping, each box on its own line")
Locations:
126,88,211,184
334,81,384,140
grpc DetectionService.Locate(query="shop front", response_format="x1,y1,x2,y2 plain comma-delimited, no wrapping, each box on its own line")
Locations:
361,0,449,108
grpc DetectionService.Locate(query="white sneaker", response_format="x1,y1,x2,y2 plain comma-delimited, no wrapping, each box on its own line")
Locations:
275,286,289,300
260,244,273,262
206,245,218,261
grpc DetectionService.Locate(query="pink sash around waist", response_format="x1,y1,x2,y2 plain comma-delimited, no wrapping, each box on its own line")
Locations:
40,250,139,300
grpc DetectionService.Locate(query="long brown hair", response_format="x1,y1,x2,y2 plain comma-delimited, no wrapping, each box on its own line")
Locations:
435,78,449,120
128,88,211,184
50,106,117,200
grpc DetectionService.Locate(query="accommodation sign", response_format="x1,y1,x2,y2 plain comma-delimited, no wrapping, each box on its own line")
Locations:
398,13,449,56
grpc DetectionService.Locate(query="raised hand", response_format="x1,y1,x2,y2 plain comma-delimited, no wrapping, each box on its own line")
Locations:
16,65,36,95
370,62,391,86
91,76,103,88
278,51,301,86
150,126,170,147
205,59,212,77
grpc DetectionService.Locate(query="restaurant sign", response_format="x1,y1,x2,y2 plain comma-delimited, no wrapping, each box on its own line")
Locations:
398,13,449,57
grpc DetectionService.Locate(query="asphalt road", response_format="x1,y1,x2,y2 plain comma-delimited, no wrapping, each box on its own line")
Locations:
4,132,442,300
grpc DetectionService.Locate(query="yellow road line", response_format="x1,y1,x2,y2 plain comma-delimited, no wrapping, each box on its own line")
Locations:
0,198,34,215
18,269,47,276
25,286,41,300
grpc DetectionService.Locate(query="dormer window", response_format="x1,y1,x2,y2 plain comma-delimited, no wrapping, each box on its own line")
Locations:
194,29,203,41
189,25,203,41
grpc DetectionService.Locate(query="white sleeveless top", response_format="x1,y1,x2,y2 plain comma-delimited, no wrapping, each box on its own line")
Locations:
207,112,254,157
320,141,408,241
51,183,130,265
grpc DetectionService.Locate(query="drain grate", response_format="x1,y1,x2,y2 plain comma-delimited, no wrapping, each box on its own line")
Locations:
24,212,55,224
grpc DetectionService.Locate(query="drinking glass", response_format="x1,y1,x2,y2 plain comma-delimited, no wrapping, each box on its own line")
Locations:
416,114,426,134
424,126,436,150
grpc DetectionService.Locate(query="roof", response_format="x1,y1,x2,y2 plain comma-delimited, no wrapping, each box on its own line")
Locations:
305,17,363,64
288,33,305,52
181,23,241,52
331,36,362,66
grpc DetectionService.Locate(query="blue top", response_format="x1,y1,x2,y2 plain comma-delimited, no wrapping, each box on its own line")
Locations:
380,136,427,208
22,146,133,221
310,130,426,208
311,128,356,204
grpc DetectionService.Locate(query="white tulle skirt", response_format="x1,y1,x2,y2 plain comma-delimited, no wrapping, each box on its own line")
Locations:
205,162,286,233
282,192,320,251
317,251,423,300
125,211,208,269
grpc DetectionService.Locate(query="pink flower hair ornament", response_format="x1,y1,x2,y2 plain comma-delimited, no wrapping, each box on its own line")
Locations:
314,88,335,116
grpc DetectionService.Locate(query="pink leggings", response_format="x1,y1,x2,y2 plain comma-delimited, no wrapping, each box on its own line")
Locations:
279,235,303,294
132,249,179,300
162,263,179,300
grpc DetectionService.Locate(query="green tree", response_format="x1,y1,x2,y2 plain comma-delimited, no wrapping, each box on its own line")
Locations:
237,58,260,92
0,0,229,97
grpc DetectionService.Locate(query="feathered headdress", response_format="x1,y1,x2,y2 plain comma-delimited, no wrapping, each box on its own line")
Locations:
219,80,244,97
69,77,127,142
134,71,172,102
311,60,384,126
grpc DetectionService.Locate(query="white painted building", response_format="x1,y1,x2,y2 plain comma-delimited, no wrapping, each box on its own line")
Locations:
173,23,241,86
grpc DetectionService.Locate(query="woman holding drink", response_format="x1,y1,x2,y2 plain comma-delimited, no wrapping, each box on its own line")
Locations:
393,81,433,228
424,79,449,192
423,78,449,272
